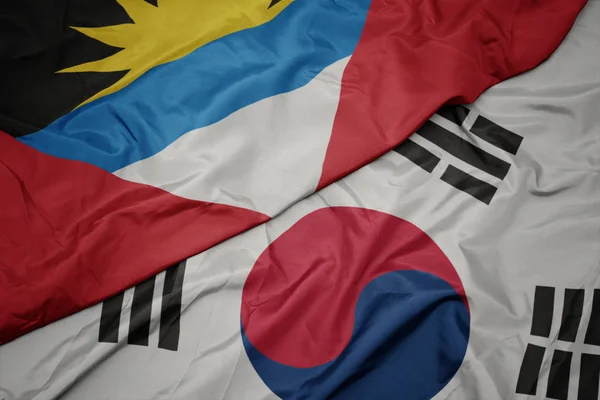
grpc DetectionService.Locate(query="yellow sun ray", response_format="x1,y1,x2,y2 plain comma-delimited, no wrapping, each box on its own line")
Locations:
59,49,134,73
116,0,158,23
59,0,294,108
65,25,139,51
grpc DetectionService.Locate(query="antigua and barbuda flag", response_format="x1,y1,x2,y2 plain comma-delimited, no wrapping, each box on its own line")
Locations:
0,0,589,345
1,2,598,399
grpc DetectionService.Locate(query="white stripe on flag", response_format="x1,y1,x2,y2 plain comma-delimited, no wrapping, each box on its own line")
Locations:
115,57,350,217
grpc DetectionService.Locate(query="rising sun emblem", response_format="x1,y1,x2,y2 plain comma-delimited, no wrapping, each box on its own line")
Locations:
59,0,293,107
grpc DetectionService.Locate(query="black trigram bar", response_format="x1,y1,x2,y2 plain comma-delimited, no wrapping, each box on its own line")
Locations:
579,353,600,400
437,105,470,126
128,276,156,346
531,285,555,338
99,291,125,343
516,344,546,395
393,139,440,173
470,115,523,155
584,289,600,346
98,264,187,349
158,261,187,351
440,165,497,204
417,121,511,180
546,349,572,400
558,288,584,343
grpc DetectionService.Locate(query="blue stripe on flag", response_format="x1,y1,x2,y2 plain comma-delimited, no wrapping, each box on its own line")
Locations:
18,0,371,172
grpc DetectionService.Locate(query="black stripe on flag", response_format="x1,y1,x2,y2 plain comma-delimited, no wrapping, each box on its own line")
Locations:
584,289,600,346
440,165,497,204
470,115,523,155
531,285,555,338
417,121,511,180
128,276,156,346
546,349,572,400
393,139,440,173
159,261,187,351
579,353,600,400
558,288,584,343
436,105,470,126
516,344,546,396
98,291,125,343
